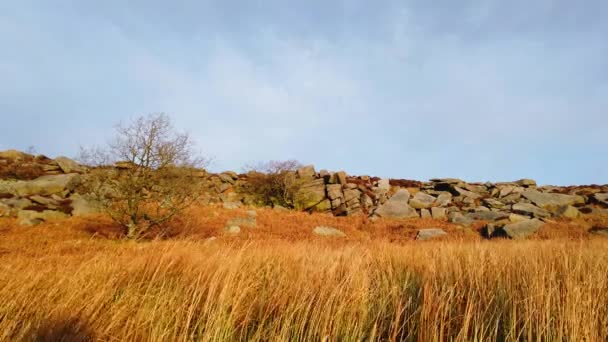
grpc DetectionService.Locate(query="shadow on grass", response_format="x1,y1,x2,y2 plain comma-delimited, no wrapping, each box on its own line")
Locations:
28,317,94,342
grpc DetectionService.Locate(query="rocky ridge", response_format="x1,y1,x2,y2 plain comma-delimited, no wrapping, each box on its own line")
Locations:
1,150,607,239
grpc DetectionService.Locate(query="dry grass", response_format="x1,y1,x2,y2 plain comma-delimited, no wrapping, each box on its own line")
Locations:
0,208,607,341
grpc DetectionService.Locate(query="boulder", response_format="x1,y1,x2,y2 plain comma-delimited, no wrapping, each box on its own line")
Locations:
516,179,537,187
509,214,529,223
409,192,436,209
295,179,327,210
453,186,481,200
512,202,551,218
377,178,391,191
483,198,505,209
466,211,510,222
499,186,524,198
313,226,346,237
224,225,241,234
335,171,348,185
343,188,360,203
373,189,418,219
420,209,431,218
522,190,585,210
11,174,81,197
501,219,544,239
430,178,463,184
593,193,608,207
55,156,84,173
296,165,316,179
1,197,33,209
416,228,448,240
18,209,69,226
218,173,236,184
70,193,101,216
555,205,581,219
448,212,474,226
431,207,447,219
435,193,452,207
226,216,256,228
0,150,29,160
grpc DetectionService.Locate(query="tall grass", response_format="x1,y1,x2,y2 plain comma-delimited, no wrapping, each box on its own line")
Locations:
0,236,607,341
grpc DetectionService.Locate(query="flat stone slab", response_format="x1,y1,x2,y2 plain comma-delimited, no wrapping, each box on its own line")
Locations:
416,228,448,240
313,226,346,237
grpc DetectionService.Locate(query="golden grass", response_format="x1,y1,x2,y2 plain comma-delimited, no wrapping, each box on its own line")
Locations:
1,208,608,341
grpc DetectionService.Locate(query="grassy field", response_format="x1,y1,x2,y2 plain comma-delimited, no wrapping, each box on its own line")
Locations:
1,207,607,341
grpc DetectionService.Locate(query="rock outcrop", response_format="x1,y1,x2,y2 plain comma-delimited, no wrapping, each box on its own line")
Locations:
1,150,607,239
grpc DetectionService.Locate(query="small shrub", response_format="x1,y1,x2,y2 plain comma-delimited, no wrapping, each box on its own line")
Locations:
242,160,304,208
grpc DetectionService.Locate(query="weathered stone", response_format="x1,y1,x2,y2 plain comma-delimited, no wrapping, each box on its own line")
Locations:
501,219,544,239
313,199,332,212
409,192,436,209
318,170,331,182
29,195,59,207
516,179,537,187
313,226,346,237
431,207,447,219
344,183,358,190
509,214,529,223
453,186,481,200
343,188,361,203
420,209,431,218
18,209,68,226
448,212,474,226
2,197,33,209
296,165,316,179
218,183,231,193
435,193,452,207
224,225,241,234
55,156,84,174
326,184,343,200
522,190,585,210
512,202,551,218
0,150,29,160
377,178,390,191
555,205,581,219
295,179,326,210
223,201,241,209
430,178,463,184
226,216,256,228
219,173,236,184
593,193,608,207
373,189,418,218
335,171,347,185
499,186,524,198
11,174,81,197
361,193,373,210
483,198,506,209
461,183,488,194
416,228,448,240
70,193,100,216
331,198,343,209
466,211,509,221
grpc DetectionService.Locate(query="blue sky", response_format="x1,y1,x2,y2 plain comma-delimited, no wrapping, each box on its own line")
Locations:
1,1,607,185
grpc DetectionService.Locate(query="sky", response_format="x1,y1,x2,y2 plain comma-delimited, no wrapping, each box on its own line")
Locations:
1,1,607,185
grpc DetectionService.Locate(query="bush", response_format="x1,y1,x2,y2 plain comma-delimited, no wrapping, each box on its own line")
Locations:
242,160,305,208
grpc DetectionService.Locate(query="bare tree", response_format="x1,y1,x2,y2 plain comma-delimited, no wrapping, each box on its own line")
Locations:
243,160,304,208
80,113,206,239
